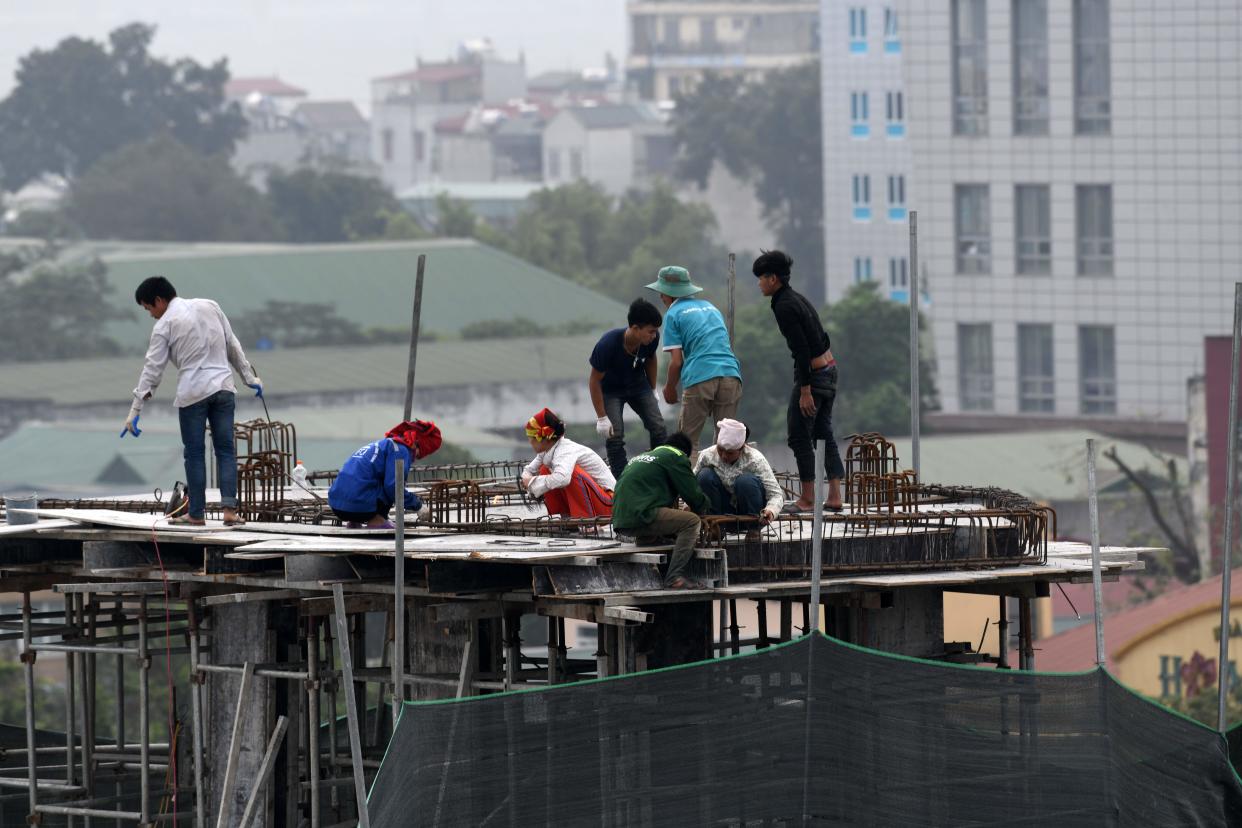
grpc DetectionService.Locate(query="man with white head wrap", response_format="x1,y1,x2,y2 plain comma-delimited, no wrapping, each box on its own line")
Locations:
693,418,784,535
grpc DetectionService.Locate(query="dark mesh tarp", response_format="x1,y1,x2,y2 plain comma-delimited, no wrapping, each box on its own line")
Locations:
368,634,1242,826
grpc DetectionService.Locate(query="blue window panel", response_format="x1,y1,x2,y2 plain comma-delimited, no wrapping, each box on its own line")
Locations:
853,207,872,221
885,40,901,54
888,207,908,221
850,40,868,54
852,124,870,138
887,123,906,138
889,290,909,303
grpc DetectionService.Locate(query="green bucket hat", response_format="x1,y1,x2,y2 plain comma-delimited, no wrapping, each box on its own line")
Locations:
645,265,703,298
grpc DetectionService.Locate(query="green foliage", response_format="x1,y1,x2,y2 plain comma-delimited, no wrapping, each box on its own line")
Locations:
0,245,130,362
267,168,404,243
3,210,82,241
671,63,825,301
68,135,279,242
731,282,938,446
372,208,431,241
231,301,366,349
0,23,245,189
460,317,546,340
435,193,481,238
0,656,68,731
449,179,728,303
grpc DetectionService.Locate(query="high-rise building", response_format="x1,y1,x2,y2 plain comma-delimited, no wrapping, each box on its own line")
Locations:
626,0,820,101
897,0,1241,430
820,2,915,305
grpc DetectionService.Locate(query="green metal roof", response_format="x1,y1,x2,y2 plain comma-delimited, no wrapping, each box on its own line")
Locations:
0,333,599,406
32,238,626,351
889,429,1187,502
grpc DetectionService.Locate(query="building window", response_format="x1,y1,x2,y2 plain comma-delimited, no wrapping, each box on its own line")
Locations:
1076,184,1113,276
852,174,872,221
662,15,681,49
1015,184,1051,275
1013,0,1049,135
569,149,584,179
699,17,718,49
889,257,909,301
958,324,994,411
853,256,873,283
849,8,868,53
413,131,425,163
851,92,870,138
951,0,988,136
1079,325,1116,414
381,129,394,162
885,91,905,137
887,175,907,221
955,184,991,274
1017,323,1055,412
546,148,561,179
1074,0,1111,135
884,8,901,52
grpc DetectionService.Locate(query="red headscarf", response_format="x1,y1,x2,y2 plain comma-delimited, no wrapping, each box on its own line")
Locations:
524,408,559,441
386,420,441,460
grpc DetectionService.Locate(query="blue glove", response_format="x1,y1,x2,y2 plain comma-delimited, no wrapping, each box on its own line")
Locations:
120,414,141,438
247,378,264,398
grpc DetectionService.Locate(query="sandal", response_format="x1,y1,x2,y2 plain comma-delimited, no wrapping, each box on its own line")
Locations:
166,515,205,526
780,502,810,514
823,503,844,514
223,516,247,526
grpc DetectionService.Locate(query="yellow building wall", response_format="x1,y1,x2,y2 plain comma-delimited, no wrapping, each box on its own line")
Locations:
943,592,1054,660
1111,598,1242,700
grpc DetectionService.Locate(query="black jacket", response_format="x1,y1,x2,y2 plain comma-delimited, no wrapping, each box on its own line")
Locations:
769,284,831,386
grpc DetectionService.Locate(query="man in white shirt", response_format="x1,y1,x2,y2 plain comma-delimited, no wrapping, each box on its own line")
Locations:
694,419,784,541
122,276,262,526
521,408,616,519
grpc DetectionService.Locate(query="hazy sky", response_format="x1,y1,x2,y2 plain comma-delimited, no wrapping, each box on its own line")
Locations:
0,1,627,110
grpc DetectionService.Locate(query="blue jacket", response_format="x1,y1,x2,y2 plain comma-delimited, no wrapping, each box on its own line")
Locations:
328,438,422,514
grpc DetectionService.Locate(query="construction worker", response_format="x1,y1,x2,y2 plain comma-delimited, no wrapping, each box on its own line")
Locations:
753,250,845,512
694,419,784,540
610,432,709,589
646,265,742,459
328,420,441,528
589,297,668,477
122,276,261,526
522,408,616,519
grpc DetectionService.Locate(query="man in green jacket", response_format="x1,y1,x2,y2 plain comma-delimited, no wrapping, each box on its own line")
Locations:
611,432,709,589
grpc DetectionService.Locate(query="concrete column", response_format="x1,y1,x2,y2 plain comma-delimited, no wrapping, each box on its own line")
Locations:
406,597,471,700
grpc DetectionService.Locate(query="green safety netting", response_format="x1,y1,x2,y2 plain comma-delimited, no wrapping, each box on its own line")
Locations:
367,634,1242,826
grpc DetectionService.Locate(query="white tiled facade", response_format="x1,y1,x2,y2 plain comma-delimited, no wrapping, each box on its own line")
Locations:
898,0,1242,423
821,1,915,305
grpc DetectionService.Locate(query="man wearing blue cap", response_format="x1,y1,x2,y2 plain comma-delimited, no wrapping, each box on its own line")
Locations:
646,265,742,457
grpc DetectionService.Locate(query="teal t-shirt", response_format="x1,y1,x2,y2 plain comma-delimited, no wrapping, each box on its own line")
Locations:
662,297,742,389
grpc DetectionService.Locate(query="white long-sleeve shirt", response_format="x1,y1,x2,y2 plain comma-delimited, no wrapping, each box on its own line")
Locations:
523,436,616,499
131,297,257,412
694,444,784,515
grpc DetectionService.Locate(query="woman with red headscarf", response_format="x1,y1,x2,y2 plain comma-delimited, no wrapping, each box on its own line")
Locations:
521,408,615,519
328,420,442,528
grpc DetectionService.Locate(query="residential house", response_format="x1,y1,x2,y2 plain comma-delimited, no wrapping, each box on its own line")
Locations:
542,103,674,195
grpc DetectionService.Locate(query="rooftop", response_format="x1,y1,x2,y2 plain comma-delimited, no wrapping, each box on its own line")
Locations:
225,76,308,99
292,100,367,130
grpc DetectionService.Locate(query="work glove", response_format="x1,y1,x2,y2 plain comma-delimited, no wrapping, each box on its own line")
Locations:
416,504,430,523
595,416,613,438
246,378,264,398
120,413,142,438
520,472,535,490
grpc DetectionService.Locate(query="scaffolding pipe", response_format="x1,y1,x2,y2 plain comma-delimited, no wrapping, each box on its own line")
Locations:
908,210,921,477
215,660,254,828
1086,439,1106,667
22,592,36,817
139,595,150,825
64,595,77,818
332,583,371,828
1220,282,1242,732
403,254,427,423
308,618,322,828
237,715,289,828
188,599,206,828
393,456,406,724
809,440,826,623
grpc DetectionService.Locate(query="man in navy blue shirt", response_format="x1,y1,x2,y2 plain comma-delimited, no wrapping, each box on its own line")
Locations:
589,298,668,476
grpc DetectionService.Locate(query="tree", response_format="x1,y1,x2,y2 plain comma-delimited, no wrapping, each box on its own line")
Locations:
1104,445,1203,584
231,301,366,349
671,64,826,303
267,169,405,242
68,135,280,242
0,244,130,362
0,23,245,189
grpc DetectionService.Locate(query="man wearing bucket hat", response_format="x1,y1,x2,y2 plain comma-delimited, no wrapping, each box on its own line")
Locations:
646,265,742,458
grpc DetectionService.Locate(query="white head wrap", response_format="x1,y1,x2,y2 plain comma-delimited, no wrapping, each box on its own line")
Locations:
716,419,747,451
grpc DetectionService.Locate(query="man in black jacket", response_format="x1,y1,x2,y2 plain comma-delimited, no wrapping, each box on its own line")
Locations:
753,250,845,511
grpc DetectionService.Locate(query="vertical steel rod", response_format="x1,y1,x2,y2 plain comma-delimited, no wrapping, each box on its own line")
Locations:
22,592,37,817
908,210,921,477
65,594,77,816
997,596,1010,669
726,252,737,343
403,254,427,423
1219,282,1242,730
1087,438,1106,667
307,619,321,828
393,457,406,724
138,595,150,826
114,600,125,828
809,440,826,625
187,599,206,828
332,584,371,828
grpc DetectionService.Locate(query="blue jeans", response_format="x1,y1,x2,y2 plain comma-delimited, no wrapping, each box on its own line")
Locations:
787,366,846,483
603,390,667,477
696,468,765,517
178,391,237,519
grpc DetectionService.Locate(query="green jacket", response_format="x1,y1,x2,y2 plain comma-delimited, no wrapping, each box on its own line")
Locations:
611,445,709,530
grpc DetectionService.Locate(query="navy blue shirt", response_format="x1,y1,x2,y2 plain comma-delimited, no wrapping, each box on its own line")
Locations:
589,328,660,396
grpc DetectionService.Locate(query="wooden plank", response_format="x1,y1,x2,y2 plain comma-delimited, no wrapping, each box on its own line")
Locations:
230,533,621,557
30,508,238,533
0,519,77,536
538,563,664,596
